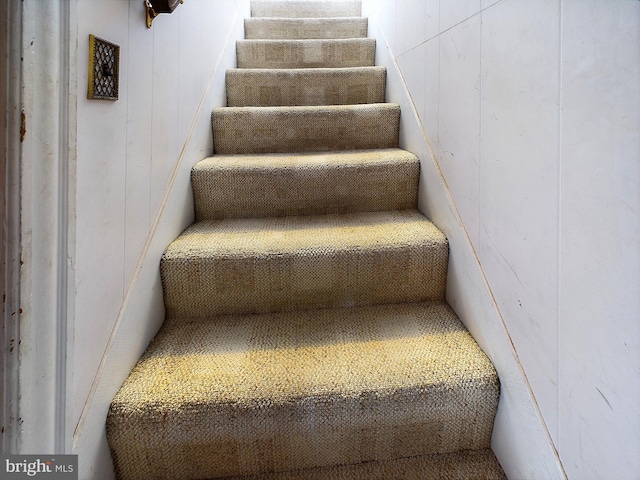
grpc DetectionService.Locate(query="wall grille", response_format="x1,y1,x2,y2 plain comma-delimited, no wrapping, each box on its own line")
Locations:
87,35,119,101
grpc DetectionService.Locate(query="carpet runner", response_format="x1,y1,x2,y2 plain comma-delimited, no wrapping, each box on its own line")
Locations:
107,1,505,478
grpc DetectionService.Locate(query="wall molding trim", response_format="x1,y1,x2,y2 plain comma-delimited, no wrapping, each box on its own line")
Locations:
1,0,22,455
2,0,78,454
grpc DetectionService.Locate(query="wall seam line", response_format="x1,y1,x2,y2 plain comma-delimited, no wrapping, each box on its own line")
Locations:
396,0,506,60
478,3,483,258
123,0,132,304
557,0,564,466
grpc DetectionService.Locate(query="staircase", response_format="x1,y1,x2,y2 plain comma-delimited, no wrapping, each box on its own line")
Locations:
106,1,505,479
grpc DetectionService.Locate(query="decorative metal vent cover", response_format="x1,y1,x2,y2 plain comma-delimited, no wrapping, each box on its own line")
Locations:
88,35,119,101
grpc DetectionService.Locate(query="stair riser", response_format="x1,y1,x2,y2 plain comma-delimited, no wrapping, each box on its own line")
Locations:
226,67,386,107
251,0,362,18
192,152,418,220
221,450,506,480
245,17,368,39
161,244,448,317
212,104,399,154
237,39,375,69
108,382,498,479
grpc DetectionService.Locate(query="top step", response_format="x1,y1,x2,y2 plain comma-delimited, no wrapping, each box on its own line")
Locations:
244,17,368,39
251,0,362,18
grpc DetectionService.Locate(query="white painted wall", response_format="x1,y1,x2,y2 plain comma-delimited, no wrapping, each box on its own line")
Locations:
66,0,639,477
364,0,640,478
72,0,248,477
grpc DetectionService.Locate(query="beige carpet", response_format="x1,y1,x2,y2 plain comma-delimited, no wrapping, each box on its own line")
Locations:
236,38,376,69
107,0,505,478
225,66,386,106
244,17,368,40
108,302,499,479
212,103,400,154
251,0,363,18
160,210,449,318
192,149,417,220
224,450,506,480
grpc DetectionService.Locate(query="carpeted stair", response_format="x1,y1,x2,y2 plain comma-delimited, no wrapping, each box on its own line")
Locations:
107,1,505,479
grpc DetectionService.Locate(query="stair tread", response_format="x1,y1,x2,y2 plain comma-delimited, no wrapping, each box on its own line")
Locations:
195,147,416,171
215,102,398,114
110,300,497,426
227,65,385,75
212,103,400,154
244,17,368,39
226,66,386,106
192,148,418,220
236,38,376,69
161,210,448,317
251,0,362,18
108,301,499,478
238,38,374,46
163,209,445,260
225,449,506,480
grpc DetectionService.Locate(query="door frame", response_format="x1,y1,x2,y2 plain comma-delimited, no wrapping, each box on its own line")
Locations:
1,0,77,455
